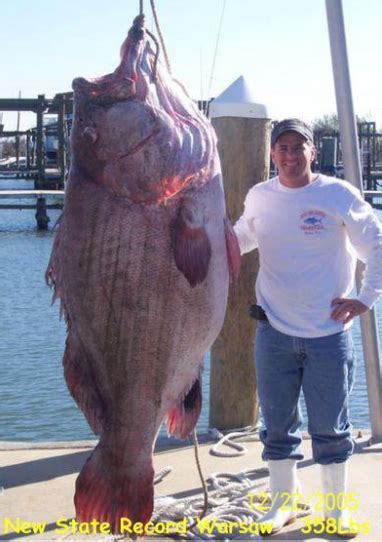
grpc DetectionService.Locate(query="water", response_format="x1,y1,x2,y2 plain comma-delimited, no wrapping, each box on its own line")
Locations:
0,176,378,441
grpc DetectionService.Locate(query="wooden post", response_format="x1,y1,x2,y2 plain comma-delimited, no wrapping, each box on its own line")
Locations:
209,78,271,430
15,90,21,170
15,134,20,170
31,131,36,167
35,94,45,189
26,131,31,170
35,197,50,230
57,94,66,188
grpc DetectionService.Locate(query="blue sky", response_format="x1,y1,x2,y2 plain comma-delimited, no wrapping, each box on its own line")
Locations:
1,0,381,130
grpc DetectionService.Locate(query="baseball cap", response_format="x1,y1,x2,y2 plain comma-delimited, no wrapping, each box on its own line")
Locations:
271,118,314,146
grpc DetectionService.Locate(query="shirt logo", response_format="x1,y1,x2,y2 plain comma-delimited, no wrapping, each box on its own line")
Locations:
300,210,326,234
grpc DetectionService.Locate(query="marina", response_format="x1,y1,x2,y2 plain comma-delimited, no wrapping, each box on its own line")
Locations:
2,88,382,542
0,94,71,191
0,174,379,442
0,190,64,209
2,1,382,539
1,92,382,230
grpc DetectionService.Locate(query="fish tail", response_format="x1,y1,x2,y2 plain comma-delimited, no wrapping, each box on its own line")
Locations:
166,378,202,439
75,444,154,534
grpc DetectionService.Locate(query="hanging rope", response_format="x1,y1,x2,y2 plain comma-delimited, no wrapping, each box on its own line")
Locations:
207,0,227,99
186,428,209,531
149,0,172,74
139,0,144,16
146,28,160,81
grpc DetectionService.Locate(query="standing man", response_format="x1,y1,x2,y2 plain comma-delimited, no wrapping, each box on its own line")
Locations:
234,118,382,537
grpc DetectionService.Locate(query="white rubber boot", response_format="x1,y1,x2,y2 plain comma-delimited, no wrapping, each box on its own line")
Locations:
321,462,357,539
257,459,299,534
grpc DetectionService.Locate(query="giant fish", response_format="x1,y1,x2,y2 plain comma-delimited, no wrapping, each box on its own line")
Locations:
46,14,240,534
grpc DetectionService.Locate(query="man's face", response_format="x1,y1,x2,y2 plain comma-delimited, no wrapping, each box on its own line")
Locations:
271,131,315,187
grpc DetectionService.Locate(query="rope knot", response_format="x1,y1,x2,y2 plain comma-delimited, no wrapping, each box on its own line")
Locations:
133,14,145,29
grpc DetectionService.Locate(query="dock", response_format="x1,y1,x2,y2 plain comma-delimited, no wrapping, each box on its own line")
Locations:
364,190,382,210
0,190,65,209
1,188,382,231
0,431,381,540
0,190,64,229
0,95,71,191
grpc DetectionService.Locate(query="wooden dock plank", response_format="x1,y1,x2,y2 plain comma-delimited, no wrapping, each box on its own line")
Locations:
0,190,65,211
0,190,65,198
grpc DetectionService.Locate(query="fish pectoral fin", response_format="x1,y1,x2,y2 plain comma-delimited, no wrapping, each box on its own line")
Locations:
63,334,104,435
224,217,241,279
166,378,202,439
174,198,211,287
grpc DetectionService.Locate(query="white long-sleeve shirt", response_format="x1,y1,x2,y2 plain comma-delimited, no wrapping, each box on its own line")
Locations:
234,174,382,338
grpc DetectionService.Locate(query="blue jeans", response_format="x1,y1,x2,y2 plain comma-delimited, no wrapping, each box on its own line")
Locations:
254,320,356,464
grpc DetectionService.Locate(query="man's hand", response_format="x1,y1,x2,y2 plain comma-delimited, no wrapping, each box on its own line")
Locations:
331,297,369,324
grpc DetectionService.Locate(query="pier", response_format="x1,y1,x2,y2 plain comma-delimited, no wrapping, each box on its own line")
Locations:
0,190,65,208
314,121,382,190
0,93,73,190
364,189,382,209
1,431,381,540
1,92,382,229
0,93,72,228
0,190,64,229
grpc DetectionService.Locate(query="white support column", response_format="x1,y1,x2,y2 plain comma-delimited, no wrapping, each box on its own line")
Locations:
326,0,382,442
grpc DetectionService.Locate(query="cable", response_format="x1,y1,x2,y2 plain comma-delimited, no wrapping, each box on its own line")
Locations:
150,0,171,74
207,0,227,99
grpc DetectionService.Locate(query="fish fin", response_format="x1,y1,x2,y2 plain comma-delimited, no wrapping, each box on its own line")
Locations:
166,378,202,439
63,334,104,435
45,215,62,289
174,198,211,287
75,443,154,533
45,215,68,320
224,217,241,279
